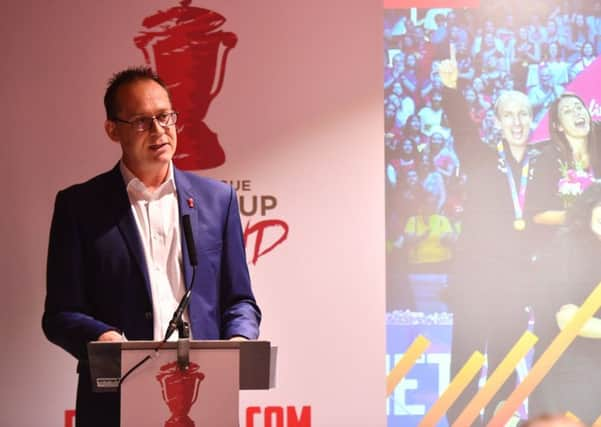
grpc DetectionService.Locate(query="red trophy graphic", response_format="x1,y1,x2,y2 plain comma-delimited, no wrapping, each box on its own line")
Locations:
156,361,205,427
135,0,237,170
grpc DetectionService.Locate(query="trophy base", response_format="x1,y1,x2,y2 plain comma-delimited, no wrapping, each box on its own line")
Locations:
165,414,195,427
174,121,225,170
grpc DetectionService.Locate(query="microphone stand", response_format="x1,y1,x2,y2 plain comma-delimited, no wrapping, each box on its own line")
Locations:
119,215,198,385
119,266,197,386
176,319,191,371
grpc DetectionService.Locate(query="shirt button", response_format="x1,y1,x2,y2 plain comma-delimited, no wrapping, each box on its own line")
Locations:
144,312,153,320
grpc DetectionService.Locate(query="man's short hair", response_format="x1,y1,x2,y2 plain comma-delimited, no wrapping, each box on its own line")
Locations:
493,90,532,118
103,66,171,119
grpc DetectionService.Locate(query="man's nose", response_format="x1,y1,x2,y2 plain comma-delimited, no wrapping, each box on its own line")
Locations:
509,115,523,126
149,117,166,135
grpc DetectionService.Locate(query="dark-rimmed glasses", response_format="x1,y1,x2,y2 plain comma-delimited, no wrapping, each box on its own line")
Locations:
112,111,178,132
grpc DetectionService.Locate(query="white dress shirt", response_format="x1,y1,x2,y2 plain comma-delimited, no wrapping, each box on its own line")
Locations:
120,161,187,341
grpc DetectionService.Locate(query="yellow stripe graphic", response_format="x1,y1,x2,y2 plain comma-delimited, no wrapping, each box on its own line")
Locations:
452,331,538,427
419,351,485,427
487,281,601,427
386,335,430,397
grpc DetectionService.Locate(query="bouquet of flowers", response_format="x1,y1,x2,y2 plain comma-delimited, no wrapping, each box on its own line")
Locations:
558,160,595,208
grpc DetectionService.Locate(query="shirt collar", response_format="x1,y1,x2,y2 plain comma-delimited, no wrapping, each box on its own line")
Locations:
119,161,177,200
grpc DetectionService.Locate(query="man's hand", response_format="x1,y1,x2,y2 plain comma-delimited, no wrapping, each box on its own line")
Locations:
439,44,459,89
533,210,566,225
97,330,124,342
229,336,248,342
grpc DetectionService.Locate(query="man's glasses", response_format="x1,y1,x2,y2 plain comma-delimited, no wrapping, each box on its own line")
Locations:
112,111,178,132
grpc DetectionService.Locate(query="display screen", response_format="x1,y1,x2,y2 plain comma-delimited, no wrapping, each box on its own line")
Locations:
385,2,601,425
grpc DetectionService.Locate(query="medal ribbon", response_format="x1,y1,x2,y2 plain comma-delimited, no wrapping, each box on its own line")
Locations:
497,141,530,222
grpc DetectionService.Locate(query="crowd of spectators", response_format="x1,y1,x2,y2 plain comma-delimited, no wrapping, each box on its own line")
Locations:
385,1,601,310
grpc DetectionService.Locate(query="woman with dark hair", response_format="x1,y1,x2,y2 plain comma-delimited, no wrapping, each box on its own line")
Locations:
463,85,488,125
398,52,419,96
543,41,569,86
548,93,601,176
534,93,601,225
398,138,419,172
566,13,589,64
403,113,423,141
530,183,601,424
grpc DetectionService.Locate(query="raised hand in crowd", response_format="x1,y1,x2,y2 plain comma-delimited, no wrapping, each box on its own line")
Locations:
438,44,459,89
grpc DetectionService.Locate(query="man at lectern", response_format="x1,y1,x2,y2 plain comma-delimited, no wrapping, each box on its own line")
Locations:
42,66,261,426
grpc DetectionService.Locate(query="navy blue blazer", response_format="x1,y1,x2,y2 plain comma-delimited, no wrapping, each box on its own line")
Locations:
43,164,261,361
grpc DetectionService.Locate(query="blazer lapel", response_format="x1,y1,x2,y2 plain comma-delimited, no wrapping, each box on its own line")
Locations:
108,164,153,299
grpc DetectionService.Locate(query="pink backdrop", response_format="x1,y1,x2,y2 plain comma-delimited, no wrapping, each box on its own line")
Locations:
0,1,384,426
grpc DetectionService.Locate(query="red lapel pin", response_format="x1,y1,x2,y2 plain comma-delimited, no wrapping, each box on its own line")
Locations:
187,198,194,208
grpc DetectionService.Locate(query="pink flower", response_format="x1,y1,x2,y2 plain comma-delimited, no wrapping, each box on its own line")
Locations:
558,167,594,196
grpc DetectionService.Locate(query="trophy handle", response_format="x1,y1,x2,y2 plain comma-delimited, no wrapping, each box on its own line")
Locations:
209,31,238,103
189,374,203,406
158,381,169,405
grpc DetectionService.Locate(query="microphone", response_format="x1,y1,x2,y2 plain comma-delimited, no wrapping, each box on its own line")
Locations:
182,214,198,266
163,214,198,342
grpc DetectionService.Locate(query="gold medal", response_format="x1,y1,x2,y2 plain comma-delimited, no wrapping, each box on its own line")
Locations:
513,219,526,231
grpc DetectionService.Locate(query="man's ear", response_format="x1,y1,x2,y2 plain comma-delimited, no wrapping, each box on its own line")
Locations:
104,120,120,143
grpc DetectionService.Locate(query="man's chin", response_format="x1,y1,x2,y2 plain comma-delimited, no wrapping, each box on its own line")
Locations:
151,146,174,161
155,155,174,166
